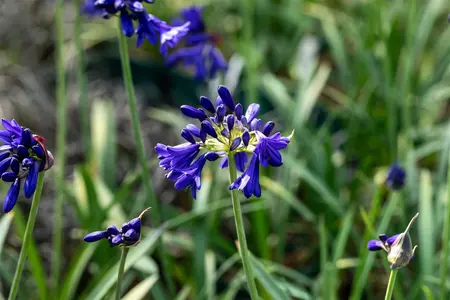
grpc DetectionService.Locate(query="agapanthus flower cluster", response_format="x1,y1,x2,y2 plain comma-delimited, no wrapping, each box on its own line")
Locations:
155,85,292,199
82,0,190,54
167,6,227,80
368,213,419,269
0,119,53,213
84,208,150,247
385,163,406,190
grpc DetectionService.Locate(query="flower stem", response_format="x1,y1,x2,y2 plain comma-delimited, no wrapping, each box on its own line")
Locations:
115,247,129,300
440,136,450,300
51,0,67,292
9,173,46,300
227,154,259,299
75,0,90,158
384,269,398,300
116,20,175,295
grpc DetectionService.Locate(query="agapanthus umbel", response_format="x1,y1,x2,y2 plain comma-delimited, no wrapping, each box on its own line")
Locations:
368,213,419,269
84,208,150,247
0,119,54,213
155,85,293,199
82,0,190,53
166,6,227,81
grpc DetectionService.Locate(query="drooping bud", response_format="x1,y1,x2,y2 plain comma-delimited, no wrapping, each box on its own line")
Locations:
387,213,419,269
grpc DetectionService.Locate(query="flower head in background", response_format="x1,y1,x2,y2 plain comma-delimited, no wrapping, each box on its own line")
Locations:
166,6,227,81
386,163,406,190
155,85,293,199
367,213,419,269
0,119,54,213
84,208,150,247
82,0,190,53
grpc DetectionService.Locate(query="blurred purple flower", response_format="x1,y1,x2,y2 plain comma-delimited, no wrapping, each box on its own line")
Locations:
166,5,227,80
0,119,54,213
155,86,293,199
386,163,406,190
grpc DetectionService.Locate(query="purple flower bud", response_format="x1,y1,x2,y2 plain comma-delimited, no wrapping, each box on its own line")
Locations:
245,103,260,123
216,105,226,123
221,128,230,138
367,240,384,251
235,104,243,120
124,228,139,242
200,96,216,113
110,235,124,247
242,131,250,146
128,217,141,232
227,115,235,131
386,164,406,190
21,158,33,168
107,226,120,235
0,157,12,175
181,129,196,144
241,116,248,127
186,124,201,137
0,152,10,162
217,86,235,111
10,157,19,174
230,137,241,151
216,96,224,107
250,119,262,131
84,230,108,242
20,129,33,148
24,159,39,199
262,121,275,136
200,130,207,143
32,145,45,159
17,145,29,160
201,121,217,138
205,152,220,161
181,105,207,121
2,172,17,182
4,178,20,213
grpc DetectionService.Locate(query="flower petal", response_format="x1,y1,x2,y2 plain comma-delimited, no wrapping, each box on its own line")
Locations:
4,178,20,213
24,160,39,199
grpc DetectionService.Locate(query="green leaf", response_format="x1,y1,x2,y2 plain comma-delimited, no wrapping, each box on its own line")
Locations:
121,274,159,300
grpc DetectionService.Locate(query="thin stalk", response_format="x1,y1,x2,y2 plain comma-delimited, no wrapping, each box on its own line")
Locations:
9,173,46,300
115,247,129,300
51,0,67,293
75,0,90,158
384,269,398,300
115,20,175,295
440,138,450,300
350,187,383,300
228,154,259,299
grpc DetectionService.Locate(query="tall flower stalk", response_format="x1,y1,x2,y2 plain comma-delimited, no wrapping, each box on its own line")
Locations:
115,18,175,294
115,247,129,300
384,269,398,300
228,154,259,298
51,0,67,291
9,174,46,300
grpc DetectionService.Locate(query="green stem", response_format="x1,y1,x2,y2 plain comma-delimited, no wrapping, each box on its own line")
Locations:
75,0,90,158
440,139,450,300
384,269,398,300
9,173,46,300
228,154,259,299
115,247,129,300
51,0,67,293
116,20,175,295
350,187,383,300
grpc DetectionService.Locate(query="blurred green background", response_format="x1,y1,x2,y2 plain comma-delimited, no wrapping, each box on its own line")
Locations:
0,0,450,299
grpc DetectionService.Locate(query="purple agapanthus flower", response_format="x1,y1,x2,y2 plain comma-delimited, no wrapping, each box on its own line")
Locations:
84,208,150,247
82,0,190,53
0,119,54,213
367,213,418,269
386,163,406,190
155,86,293,199
166,6,227,81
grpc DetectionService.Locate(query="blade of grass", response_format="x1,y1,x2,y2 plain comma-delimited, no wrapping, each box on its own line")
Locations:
121,274,159,300
419,170,434,278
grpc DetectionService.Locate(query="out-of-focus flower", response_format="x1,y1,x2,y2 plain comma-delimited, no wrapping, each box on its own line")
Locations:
84,208,150,247
81,0,189,53
386,163,406,190
367,213,419,269
155,86,293,199
0,119,54,213
166,6,227,81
